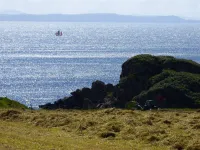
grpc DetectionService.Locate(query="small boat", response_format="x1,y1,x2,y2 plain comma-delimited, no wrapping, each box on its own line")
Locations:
55,30,62,36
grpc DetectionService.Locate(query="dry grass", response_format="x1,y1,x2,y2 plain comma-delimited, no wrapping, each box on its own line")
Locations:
0,108,200,150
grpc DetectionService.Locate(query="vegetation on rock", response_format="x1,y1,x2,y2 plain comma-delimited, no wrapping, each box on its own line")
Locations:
133,70,200,108
40,54,200,109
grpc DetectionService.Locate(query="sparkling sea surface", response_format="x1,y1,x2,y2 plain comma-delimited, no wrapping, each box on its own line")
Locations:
0,22,200,107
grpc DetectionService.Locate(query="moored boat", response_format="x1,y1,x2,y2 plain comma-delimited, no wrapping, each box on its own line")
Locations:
55,30,62,36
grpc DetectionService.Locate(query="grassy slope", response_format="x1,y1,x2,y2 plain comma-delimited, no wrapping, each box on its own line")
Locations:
0,97,27,109
0,109,200,150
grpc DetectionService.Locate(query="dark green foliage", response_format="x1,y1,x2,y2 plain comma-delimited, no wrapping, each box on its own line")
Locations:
120,54,162,79
121,54,200,79
133,70,200,108
159,56,200,74
0,97,28,109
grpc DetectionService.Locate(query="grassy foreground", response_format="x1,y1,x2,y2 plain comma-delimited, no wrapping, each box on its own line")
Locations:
0,109,200,150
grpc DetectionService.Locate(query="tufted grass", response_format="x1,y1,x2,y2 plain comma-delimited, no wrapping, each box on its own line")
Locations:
0,108,200,150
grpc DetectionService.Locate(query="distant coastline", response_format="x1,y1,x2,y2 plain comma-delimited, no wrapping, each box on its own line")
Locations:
0,13,200,23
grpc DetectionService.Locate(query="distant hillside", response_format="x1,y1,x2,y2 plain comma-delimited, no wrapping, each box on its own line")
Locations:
0,13,199,23
0,10,25,15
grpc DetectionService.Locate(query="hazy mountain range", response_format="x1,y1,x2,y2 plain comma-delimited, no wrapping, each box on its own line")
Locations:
0,13,199,23
0,10,25,15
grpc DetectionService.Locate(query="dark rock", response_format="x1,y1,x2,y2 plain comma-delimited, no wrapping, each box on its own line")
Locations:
91,80,106,103
81,87,92,99
106,83,115,93
83,98,94,109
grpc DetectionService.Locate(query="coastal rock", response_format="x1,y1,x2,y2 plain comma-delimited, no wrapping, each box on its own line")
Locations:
40,80,116,109
40,54,200,109
116,54,200,107
91,80,107,103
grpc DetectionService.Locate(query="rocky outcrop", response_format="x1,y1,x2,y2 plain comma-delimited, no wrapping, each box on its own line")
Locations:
40,54,200,109
39,80,116,109
116,55,200,108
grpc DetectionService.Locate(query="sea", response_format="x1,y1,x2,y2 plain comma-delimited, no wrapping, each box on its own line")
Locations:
0,22,200,107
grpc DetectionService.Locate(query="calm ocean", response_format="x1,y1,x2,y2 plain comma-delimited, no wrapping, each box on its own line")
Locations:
0,22,200,107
